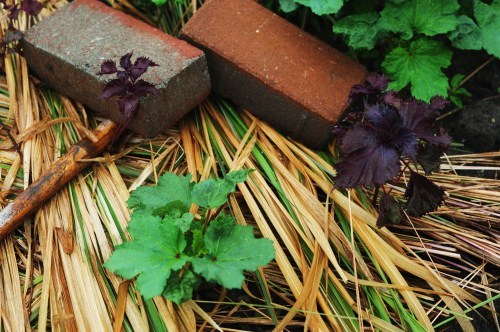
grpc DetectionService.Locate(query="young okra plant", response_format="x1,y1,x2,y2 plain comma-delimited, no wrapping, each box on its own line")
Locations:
334,73,451,227
105,170,275,304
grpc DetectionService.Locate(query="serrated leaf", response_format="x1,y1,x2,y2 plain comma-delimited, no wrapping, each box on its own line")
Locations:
474,0,500,57
279,0,299,13
376,193,402,228
191,179,233,209
382,38,452,102
224,170,251,184
416,143,442,175
191,215,275,289
449,15,483,50
379,0,460,40
128,173,193,214
334,124,401,188
165,212,194,233
162,269,200,304
333,12,381,50
190,228,205,256
404,171,445,217
191,171,248,209
105,214,188,299
153,200,189,219
293,0,343,15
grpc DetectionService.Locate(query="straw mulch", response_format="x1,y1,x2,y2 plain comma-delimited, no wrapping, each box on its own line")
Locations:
0,1,498,331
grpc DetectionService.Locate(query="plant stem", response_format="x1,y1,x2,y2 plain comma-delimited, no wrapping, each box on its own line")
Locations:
0,117,22,158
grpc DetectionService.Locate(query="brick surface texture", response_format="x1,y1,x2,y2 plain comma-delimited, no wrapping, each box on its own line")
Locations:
180,0,367,149
22,0,211,137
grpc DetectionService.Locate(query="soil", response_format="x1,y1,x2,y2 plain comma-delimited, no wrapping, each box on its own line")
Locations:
441,50,500,154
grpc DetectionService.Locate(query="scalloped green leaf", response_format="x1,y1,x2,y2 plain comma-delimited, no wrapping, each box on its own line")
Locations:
382,38,452,102
191,215,275,289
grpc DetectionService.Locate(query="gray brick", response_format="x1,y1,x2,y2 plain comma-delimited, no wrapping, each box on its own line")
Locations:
22,0,211,137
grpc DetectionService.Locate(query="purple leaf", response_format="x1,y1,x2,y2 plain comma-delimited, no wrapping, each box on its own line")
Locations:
429,96,448,110
116,71,127,81
7,5,20,20
339,125,377,155
118,95,140,119
376,192,402,228
101,79,128,99
120,52,133,70
98,60,118,75
416,143,442,175
365,73,389,92
381,90,402,109
365,103,401,128
335,127,401,188
20,0,42,16
335,145,400,188
129,56,159,80
348,73,390,105
400,100,451,147
404,171,445,217
133,79,157,97
364,104,418,158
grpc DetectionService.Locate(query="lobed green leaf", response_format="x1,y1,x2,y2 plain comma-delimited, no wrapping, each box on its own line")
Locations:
474,0,500,57
104,214,188,299
128,173,193,214
279,0,299,13
449,15,483,50
379,0,460,40
333,12,381,50
162,269,200,304
293,0,343,15
382,38,452,102
192,170,249,209
191,214,275,289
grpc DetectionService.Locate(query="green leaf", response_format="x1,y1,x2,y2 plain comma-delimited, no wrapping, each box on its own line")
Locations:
191,228,205,256
333,12,381,50
192,171,248,209
449,95,463,108
293,0,343,15
163,212,194,233
379,0,460,40
191,179,233,209
104,214,188,299
128,173,193,214
382,38,452,102
474,0,500,57
162,269,200,304
225,169,251,184
449,15,483,50
153,200,189,219
191,214,275,289
450,74,465,88
279,0,299,13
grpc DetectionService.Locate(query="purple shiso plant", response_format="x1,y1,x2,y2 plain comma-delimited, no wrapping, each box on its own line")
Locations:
333,73,451,227
97,52,158,137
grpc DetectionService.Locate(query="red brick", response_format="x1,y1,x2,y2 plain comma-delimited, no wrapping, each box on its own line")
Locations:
22,0,211,138
180,0,367,149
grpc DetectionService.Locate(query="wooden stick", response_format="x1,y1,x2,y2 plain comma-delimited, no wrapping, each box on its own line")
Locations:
0,120,118,239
